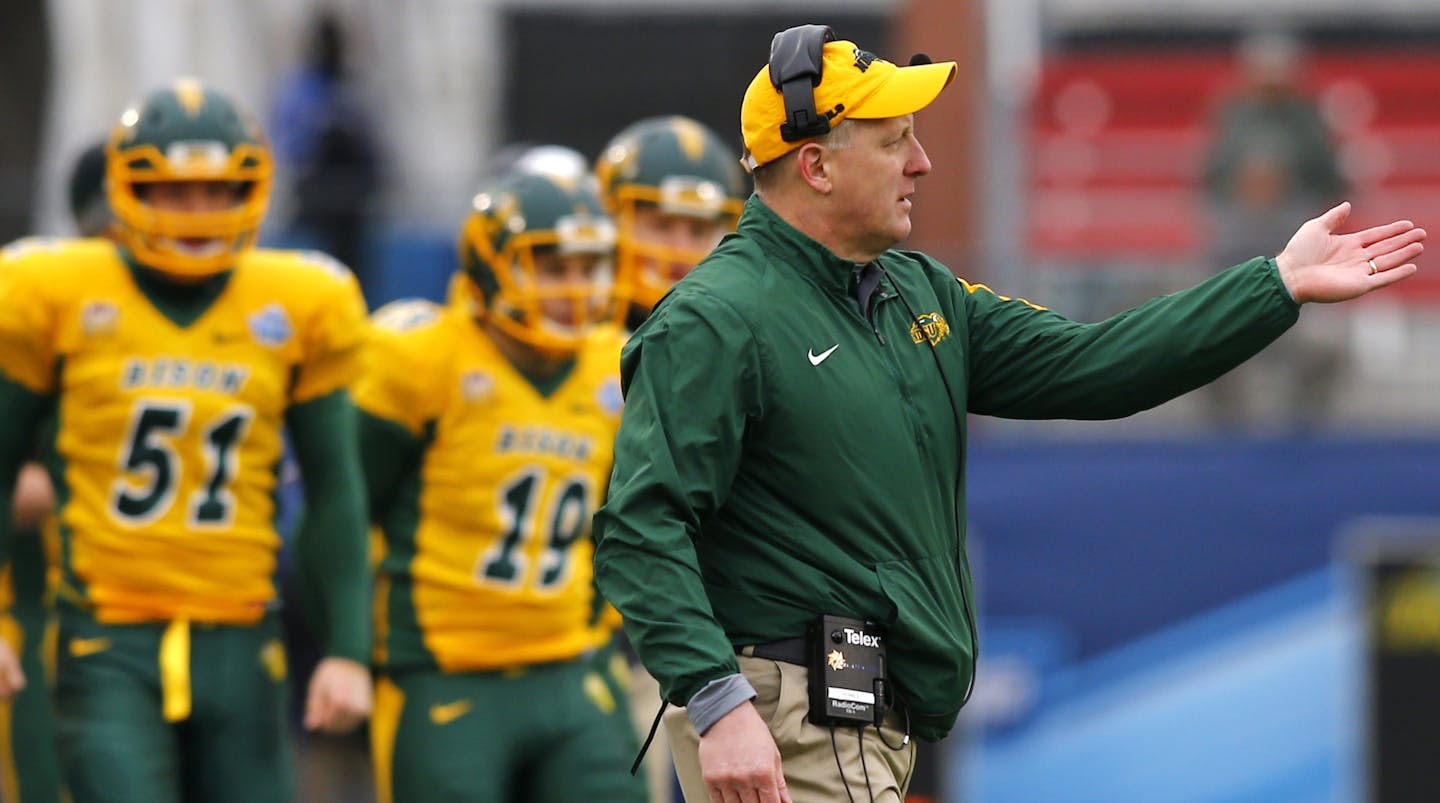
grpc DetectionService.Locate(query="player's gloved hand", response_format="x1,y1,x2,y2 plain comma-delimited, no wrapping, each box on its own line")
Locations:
0,637,25,699
304,656,372,734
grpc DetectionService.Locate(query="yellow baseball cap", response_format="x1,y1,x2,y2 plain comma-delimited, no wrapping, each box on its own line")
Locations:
741,39,957,170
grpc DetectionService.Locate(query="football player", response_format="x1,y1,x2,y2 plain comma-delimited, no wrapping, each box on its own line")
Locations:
595,115,748,331
592,115,748,802
0,80,372,803
0,137,111,803
356,169,644,803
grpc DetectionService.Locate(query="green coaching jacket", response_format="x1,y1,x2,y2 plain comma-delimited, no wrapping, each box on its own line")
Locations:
593,195,1299,742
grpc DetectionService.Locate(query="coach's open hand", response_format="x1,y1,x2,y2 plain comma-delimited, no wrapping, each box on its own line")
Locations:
304,656,372,734
1275,202,1426,304
699,701,793,803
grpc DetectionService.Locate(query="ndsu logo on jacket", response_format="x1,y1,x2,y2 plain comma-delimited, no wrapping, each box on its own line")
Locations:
909,311,950,346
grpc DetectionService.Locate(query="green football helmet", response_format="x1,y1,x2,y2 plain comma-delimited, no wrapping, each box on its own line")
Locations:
457,171,616,356
68,139,113,238
106,79,272,278
594,116,747,317
505,143,593,185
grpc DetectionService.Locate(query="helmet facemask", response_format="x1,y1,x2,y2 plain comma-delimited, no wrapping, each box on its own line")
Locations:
611,176,741,314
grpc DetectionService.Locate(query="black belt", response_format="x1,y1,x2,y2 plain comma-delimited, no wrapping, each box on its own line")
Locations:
738,636,807,666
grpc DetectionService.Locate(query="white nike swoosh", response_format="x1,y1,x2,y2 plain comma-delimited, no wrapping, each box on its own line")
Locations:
808,344,840,366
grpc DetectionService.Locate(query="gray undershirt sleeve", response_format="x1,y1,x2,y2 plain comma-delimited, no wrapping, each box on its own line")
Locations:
686,673,758,735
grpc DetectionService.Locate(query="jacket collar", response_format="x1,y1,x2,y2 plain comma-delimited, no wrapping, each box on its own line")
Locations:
737,194,866,298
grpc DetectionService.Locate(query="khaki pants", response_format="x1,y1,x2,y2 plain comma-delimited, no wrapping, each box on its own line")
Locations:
665,654,915,803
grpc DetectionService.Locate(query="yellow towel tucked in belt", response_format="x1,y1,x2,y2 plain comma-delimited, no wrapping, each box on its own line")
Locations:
160,618,191,722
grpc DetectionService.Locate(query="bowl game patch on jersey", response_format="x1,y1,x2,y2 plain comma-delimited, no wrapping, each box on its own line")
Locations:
248,304,293,348
597,377,624,416
81,301,120,338
461,371,494,403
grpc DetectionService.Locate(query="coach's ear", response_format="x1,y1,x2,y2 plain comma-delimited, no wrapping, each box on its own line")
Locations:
795,141,832,195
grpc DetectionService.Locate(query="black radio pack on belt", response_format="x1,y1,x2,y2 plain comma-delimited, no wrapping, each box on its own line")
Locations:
807,614,889,727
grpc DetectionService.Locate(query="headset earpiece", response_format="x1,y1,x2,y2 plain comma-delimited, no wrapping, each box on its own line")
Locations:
767,24,836,143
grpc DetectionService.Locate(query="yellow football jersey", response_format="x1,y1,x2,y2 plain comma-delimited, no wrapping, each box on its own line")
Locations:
356,299,625,672
0,238,368,624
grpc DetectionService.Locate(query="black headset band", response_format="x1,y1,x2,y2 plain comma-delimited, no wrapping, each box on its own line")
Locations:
767,24,835,143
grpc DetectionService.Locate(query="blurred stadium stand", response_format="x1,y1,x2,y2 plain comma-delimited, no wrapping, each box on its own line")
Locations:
1025,47,1440,303
1001,29,1440,439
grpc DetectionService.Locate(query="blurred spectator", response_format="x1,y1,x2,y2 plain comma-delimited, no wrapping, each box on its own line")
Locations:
1200,30,1348,433
271,10,383,303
